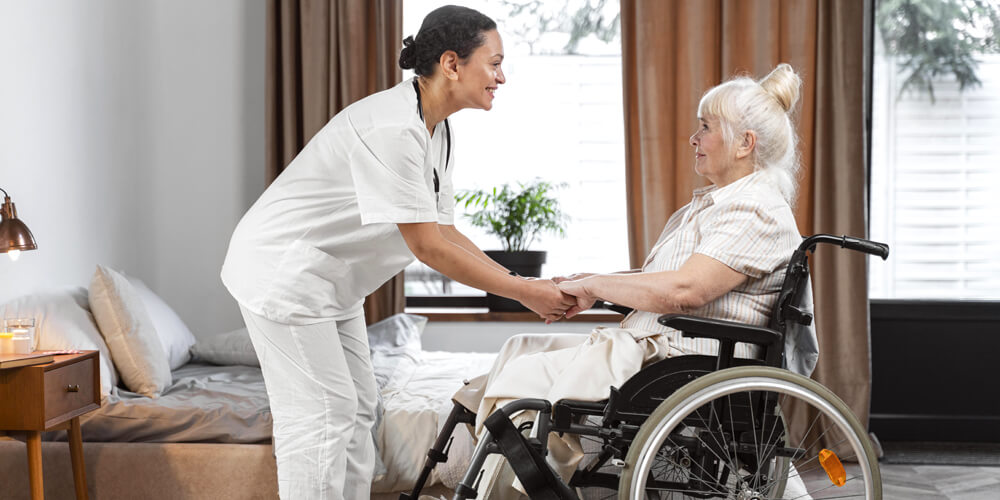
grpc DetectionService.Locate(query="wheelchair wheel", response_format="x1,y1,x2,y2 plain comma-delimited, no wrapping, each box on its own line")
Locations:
618,366,881,499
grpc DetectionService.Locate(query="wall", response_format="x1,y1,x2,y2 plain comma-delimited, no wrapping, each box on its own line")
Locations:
0,1,266,338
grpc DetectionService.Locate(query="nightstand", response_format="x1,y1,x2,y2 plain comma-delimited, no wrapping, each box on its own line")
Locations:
0,351,100,500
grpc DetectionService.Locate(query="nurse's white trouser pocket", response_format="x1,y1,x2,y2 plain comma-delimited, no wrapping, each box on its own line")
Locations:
239,306,377,500
270,240,358,319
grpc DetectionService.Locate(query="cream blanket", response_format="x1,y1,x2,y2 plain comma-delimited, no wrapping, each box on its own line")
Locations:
472,328,691,482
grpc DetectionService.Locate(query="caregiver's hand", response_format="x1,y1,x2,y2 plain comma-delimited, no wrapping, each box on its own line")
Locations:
551,272,594,284
557,276,601,319
519,278,576,322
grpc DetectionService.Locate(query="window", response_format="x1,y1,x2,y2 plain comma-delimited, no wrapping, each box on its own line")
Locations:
402,0,629,304
869,0,1000,299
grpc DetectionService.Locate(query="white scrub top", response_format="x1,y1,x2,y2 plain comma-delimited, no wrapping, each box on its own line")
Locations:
221,78,455,325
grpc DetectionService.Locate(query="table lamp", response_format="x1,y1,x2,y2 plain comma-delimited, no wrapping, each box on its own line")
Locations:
0,187,37,261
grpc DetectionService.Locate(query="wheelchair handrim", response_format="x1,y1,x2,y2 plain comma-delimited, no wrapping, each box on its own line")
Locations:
628,373,878,499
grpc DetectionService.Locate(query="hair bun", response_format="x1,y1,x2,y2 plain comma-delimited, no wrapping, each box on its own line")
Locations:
758,63,802,113
398,35,417,70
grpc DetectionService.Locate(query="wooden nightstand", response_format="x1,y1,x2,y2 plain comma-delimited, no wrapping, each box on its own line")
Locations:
0,351,100,500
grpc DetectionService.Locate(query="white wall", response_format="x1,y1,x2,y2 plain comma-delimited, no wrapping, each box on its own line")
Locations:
0,1,266,338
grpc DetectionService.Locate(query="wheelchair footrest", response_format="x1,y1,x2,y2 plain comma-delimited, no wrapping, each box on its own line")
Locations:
483,409,577,500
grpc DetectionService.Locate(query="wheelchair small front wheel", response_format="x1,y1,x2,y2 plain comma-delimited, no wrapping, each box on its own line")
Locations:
619,366,881,500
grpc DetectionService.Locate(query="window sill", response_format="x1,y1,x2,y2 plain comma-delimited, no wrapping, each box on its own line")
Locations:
404,307,624,323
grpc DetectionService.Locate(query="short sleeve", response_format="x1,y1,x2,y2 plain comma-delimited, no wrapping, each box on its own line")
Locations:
695,200,791,278
347,116,438,225
437,122,456,225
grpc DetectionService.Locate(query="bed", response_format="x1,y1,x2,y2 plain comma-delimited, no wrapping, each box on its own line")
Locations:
0,275,488,499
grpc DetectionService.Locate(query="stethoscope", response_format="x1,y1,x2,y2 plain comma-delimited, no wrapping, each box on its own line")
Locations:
412,79,451,203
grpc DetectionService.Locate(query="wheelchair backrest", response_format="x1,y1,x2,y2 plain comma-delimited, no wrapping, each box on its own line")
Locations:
767,234,890,375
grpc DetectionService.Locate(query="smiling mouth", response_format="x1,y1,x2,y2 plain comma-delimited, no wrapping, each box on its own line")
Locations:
486,87,496,97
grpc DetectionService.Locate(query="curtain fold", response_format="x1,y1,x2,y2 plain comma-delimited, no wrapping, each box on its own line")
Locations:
622,0,870,445
266,0,404,325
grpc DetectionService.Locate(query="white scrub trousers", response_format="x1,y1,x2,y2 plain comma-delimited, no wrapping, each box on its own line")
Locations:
239,306,377,500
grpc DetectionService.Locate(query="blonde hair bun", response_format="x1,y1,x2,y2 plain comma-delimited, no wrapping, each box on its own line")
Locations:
758,63,802,113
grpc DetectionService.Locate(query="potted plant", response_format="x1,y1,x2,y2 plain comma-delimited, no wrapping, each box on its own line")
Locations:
456,179,568,311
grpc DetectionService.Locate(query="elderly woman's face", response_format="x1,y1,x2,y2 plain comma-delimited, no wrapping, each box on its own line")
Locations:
690,116,731,182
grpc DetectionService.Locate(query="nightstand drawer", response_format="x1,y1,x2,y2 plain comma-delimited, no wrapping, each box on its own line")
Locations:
43,357,96,423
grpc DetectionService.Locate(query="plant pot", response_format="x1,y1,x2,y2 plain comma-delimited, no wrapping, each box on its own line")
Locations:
484,250,547,312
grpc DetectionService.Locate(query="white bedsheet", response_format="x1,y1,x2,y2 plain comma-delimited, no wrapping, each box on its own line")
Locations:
372,350,496,493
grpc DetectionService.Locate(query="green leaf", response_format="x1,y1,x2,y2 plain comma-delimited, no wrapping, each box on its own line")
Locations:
454,178,570,252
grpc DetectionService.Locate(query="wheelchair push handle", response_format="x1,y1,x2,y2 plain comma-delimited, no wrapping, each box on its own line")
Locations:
800,234,889,260
842,236,890,259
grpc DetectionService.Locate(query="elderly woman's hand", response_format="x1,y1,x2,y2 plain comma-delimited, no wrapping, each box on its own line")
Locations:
557,277,601,318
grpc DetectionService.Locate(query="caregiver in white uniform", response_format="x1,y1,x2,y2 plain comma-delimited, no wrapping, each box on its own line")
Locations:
220,6,575,500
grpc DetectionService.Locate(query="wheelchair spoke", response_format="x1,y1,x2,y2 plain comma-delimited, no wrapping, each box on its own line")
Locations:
650,436,727,494
700,398,745,481
619,367,880,500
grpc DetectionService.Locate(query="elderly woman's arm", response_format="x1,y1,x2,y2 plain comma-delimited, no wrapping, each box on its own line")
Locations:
558,254,748,318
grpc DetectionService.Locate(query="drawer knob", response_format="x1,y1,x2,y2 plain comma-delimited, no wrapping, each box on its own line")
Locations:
65,385,80,393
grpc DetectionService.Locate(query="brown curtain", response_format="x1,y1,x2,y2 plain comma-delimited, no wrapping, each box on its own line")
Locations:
622,0,870,447
266,0,404,325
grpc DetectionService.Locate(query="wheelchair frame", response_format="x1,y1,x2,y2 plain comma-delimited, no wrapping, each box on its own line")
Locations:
402,234,889,500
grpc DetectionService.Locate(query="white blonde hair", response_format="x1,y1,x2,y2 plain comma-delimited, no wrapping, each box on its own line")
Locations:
697,63,803,204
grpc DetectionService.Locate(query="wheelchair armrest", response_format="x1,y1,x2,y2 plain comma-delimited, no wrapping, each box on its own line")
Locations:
657,314,781,348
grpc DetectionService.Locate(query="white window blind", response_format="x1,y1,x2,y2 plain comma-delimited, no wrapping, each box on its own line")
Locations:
870,52,1000,299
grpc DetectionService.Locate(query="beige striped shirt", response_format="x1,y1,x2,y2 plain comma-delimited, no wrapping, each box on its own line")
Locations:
621,172,801,359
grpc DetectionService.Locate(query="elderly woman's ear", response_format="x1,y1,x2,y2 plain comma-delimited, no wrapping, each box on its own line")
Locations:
735,130,757,160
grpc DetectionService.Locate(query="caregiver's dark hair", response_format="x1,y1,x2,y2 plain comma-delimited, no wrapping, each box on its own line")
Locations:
398,5,497,77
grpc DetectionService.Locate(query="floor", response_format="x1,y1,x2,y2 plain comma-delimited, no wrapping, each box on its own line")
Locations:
875,463,1000,499
574,461,1000,499
796,463,1000,499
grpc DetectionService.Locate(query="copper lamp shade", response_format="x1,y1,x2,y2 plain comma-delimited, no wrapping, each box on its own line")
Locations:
0,189,37,254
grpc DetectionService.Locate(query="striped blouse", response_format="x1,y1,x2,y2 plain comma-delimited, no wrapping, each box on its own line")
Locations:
620,171,801,359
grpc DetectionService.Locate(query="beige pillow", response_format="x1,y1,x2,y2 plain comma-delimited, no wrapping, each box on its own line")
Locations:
89,265,171,397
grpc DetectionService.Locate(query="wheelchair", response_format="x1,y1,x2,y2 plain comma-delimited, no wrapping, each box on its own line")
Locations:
403,234,888,500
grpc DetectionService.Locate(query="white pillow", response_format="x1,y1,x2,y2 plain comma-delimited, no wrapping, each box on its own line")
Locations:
89,265,171,398
190,313,429,372
1,287,117,398
127,277,196,370
190,327,258,367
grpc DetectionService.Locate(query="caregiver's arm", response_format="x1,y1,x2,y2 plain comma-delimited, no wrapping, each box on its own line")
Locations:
398,222,574,320
438,224,509,273
551,269,641,283
558,254,748,318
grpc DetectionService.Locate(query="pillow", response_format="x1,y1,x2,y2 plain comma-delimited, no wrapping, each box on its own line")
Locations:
127,277,196,370
367,313,426,355
190,313,428,373
367,313,426,391
1,287,117,397
190,327,258,367
89,265,172,397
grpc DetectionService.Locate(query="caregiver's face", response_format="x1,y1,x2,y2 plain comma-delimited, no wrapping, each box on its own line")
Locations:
690,115,731,182
457,29,505,111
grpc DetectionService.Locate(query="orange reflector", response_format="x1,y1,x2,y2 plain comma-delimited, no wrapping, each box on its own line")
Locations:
818,448,846,487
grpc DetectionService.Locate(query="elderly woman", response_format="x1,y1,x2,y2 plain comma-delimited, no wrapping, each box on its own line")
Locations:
465,63,807,497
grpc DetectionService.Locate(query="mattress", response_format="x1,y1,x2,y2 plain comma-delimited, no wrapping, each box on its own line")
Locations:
46,363,272,443
44,351,495,494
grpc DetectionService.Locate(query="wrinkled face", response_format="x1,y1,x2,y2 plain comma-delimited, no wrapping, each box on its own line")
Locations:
689,115,732,182
456,29,505,110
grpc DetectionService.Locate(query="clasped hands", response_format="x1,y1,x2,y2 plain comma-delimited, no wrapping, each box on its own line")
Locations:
519,273,600,323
